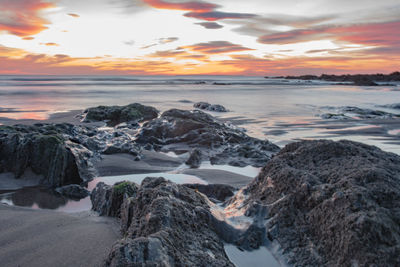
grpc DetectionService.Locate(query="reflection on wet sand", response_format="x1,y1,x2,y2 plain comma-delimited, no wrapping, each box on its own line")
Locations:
0,187,67,210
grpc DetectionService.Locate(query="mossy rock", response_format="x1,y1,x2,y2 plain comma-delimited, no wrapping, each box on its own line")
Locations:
113,181,138,197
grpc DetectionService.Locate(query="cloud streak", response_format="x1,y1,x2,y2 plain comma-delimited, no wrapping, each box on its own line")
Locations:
183,41,254,54
184,11,255,21
195,22,223,29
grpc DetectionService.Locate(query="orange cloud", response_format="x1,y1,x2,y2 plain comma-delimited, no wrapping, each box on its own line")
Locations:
0,0,55,37
257,20,400,53
0,44,398,76
332,21,400,49
141,0,217,12
67,13,80,18
40,42,60,46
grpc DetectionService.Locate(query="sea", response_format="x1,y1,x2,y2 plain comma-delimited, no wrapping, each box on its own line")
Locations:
1,75,399,153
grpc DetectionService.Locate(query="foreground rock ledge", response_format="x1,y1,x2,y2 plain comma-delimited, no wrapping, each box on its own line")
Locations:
235,140,400,266
92,178,234,266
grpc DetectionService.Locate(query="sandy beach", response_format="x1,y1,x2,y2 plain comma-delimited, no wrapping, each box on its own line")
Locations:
0,204,120,267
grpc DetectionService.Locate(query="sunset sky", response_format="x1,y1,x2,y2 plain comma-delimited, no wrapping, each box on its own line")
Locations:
0,0,399,75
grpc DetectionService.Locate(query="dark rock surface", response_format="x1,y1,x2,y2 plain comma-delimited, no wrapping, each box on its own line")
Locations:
83,103,159,126
184,183,235,202
185,148,203,168
91,177,234,266
136,109,279,167
194,102,228,112
235,140,400,266
283,72,400,86
0,124,90,187
320,106,400,120
91,181,138,218
55,184,90,199
378,103,400,110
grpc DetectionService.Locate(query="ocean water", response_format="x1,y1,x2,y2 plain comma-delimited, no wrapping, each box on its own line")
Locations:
0,75,399,154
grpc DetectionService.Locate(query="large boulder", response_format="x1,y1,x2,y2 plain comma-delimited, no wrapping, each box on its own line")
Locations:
83,103,159,126
0,124,91,187
233,140,400,266
136,109,279,167
92,177,234,266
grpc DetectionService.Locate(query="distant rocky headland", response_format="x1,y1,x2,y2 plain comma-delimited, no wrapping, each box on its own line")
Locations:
1,102,400,266
268,71,400,86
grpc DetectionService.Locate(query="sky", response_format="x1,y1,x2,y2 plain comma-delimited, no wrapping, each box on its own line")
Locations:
0,0,399,75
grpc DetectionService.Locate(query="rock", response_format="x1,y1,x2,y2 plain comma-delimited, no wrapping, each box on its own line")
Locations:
320,113,349,120
184,184,235,202
0,124,89,187
91,181,138,217
378,103,400,109
83,103,159,126
136,109,279,167
103,142,141,157
55,184,90,199
185,148,202,168
320,106,400,120
98,177,234,267
284,72,400,86
194,102,228,112
352,76,378,86
234,140,400,266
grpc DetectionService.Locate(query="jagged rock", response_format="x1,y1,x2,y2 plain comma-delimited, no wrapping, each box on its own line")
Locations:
185,148,202,168
378,103,400,109
235,140,400,266
94,177,234,267
0,124,89,187
136,109,279,167
91,181,138,217
184,184,235,202
83,103,159,126
194,102,228,112
320,106,400,120
55,184,90,199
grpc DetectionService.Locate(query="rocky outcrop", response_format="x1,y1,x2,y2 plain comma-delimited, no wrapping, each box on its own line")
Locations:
234,140,400,266
55,184,90,199
91,181,138,217
283,72,400,86
0,124,91,187
378,103,400,109
184,183,235,202
320,106,400,120
136,109,279,167
194,102,228,112
83,103,159,126
91,177,234,266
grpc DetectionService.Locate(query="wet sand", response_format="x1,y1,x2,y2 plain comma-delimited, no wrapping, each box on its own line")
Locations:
0,204,120,267
182,169,253,188
94,151,184,176
0,170,42,191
